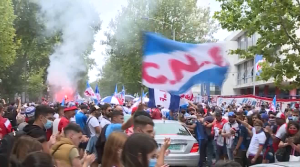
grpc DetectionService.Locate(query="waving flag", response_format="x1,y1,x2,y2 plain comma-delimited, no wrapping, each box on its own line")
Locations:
61,97,65,106
84,81,95,98
255,55,264,76
120,85,125,103
148,88,180,110
114,84,118,96
180,89,194,106
270,95,276,112
142,32,228,95
95,85,101,102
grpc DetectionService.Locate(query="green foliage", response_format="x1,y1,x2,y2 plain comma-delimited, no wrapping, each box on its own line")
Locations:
214,0,300,90
0,0,17,75
98,0,218,96
0,0,60,100
27,68,46,101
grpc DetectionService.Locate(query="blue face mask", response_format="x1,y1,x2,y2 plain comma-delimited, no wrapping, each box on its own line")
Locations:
149,159,157,167
292,116,299,121
44,119,53,130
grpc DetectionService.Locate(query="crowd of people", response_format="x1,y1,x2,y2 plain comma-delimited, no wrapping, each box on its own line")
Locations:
173,101,300,167
0,97,299,167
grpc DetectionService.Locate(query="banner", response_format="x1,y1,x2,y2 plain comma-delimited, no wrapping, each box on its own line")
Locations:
217,95,300,111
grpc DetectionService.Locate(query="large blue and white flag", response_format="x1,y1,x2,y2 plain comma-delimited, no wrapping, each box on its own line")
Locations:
148,88,180,110
142,32,228,95
255,55,264,76
95,85,101,102
84,81,96,98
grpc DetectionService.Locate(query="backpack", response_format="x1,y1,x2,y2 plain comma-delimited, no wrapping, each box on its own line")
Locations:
276,146,290,162
95,124,109,164
83,117,93,137
263,130,271,149
0,130,26,164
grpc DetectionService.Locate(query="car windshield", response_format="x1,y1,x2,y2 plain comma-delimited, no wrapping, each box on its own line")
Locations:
154,123,190,136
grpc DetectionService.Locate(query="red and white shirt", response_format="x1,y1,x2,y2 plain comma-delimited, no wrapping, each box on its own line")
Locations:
0,116,12,139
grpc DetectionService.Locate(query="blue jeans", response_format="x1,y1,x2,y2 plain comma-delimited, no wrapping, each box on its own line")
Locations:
206,140,214,166
213,140,219,161
227,147,233,160
198,139,207,167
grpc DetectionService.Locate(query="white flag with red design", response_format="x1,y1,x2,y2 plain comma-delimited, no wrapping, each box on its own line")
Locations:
179,89,194,106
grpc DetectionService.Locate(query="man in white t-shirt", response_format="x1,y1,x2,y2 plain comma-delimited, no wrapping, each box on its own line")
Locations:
99,103,112,128
221,111,239,160
86,105,101,167
247,120,266,165
52,106,64,135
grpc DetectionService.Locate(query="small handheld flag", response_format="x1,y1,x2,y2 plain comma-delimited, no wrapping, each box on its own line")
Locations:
95,85,101,102
84,81,96,98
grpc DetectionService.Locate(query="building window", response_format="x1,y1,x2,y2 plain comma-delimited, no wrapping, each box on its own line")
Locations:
238,35,247,50
244,61,248,83
237,59,255,85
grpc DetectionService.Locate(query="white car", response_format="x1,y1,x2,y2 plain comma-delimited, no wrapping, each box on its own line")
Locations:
154,120,199,167
251,162,300,167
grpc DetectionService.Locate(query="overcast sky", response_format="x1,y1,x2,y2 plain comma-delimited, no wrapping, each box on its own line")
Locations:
88,0,230,82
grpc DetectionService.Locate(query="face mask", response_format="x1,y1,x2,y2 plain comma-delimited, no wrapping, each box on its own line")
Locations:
288,129,298,135
149,158,157,167
292,116,299,121
254,126,262,132
269,118,275,125
44,119,53,130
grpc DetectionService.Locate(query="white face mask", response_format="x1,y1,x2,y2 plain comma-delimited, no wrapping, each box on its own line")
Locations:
254,126,262,132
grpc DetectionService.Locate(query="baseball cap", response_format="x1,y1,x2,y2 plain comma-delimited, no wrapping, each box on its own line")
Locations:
64,106,77,112
276,112,285,119
25,106,36,118
204,116,214,123
228,111,235,117
261,113,269,120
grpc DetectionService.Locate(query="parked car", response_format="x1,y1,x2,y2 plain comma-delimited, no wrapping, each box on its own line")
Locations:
154,120,199,167
251,162,300,167
124,115,199,166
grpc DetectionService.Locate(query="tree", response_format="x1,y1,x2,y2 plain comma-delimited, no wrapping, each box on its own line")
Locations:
0,0,17,96
0,0,61,100
214,0,300,90
27,68,46,101
99,0,218,96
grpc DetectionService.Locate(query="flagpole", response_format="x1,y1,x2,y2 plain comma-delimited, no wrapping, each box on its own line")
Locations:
253,57,256,95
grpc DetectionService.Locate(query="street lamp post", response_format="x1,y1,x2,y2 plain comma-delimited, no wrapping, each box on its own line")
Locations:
141,17,175,41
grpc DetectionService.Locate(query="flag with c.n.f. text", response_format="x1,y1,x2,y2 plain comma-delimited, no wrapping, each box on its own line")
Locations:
142,32,229,95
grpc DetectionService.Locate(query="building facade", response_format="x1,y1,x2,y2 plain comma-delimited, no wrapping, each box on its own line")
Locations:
221,31,299,99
